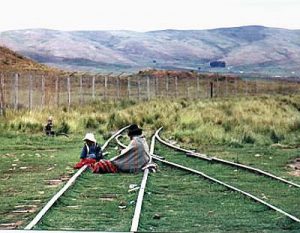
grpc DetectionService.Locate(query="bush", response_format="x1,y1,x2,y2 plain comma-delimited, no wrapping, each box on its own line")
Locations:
289,119,300,132
84,117,99,129
10,121,42,133
56,121,70,134
270,129,285,143
242,133,255,144
107,112,130,129
229,138,243,148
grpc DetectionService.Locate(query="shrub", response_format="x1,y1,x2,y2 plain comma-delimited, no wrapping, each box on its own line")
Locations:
107,112,130,129
242,133,255,144
270,129,285,143
289,119,300,132
56,121,70,134
228,138,243,148
84,117,99,129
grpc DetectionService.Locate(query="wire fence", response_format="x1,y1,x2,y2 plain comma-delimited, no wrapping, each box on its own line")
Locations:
0,71,299,113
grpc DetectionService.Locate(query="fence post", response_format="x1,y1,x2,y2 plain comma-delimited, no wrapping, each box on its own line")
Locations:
186,78,190,99
116,76,120,99
196,76,200,98
127,76,131,99
175,76,178,98
116,73,124,100
41,75,45,107
14,73,19,110
92,75,95,100
105,75,108,99
138,77,141,101
225,76,228,97
0,73,5,116
67,76,71,110
55,76,59,107
216,77,219,97
147,76,150,100
155,76,159,97
165,75,169,97
210,81,214,98
79,76,83,104
28,74,33,110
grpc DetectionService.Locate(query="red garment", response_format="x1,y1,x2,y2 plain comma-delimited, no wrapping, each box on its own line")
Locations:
74,158,97,169
91,160,118,173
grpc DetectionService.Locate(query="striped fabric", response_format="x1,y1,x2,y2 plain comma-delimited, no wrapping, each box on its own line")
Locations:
91,160,118,173
74,158,97,169
110,135,150,173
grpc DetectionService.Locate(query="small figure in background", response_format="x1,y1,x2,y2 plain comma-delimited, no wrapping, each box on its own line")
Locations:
74,133,103,169
45,116,55,136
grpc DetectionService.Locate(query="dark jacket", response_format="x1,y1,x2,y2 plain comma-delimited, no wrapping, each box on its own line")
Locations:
80,143,103,161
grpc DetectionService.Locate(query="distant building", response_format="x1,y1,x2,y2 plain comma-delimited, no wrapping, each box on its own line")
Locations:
210,61,226,68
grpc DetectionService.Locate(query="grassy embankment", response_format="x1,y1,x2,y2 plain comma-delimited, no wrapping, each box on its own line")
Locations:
0,94,300,231
1,94,300,146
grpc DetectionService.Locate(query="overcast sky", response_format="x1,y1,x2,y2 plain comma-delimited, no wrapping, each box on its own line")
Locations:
1,0,300,32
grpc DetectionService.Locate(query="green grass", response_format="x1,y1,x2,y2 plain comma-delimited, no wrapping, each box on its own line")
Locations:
34,141,143,231
139,166,299,233
1,95,300,146
0,133,82,229
35,172,142,231
147,142,300,232
1,94,300,231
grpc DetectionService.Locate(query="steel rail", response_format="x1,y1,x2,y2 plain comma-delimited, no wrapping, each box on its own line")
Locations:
116,134,165,160
155,127,300,188
115,134,127,149
130,134,155,233
24,125,130,230
151,154,300,223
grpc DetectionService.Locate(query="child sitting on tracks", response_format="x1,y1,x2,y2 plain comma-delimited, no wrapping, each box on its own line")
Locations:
74,133,103,169
90,124,151,173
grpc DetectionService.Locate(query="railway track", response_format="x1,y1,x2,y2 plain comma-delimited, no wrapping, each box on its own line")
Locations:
115,129,300,231
1,126,299,232
155,127,300,188
22,126,131,231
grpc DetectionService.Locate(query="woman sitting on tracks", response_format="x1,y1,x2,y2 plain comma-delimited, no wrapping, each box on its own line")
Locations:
74,133,103,169
90,124,151,173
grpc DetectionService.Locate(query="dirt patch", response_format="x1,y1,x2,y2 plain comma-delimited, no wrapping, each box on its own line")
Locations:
0,221,23,230
45,179,63,186
287,158,300,177
99,194,118,201
13,204,38,213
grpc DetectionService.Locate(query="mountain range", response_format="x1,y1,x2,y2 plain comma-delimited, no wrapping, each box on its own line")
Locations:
1,26,300,76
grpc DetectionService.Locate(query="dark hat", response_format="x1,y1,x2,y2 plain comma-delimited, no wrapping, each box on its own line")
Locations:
127,124,142,137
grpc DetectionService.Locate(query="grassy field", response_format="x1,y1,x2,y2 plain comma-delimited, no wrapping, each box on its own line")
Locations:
0,94,300,231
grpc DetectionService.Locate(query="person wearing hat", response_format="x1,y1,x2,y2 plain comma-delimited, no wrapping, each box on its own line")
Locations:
74,133,103,169
91,124,150,173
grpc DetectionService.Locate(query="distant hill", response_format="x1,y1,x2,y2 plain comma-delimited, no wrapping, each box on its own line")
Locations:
1,26,300,76
0,45,51,71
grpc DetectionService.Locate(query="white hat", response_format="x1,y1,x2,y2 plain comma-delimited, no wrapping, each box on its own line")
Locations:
83,133,96,143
